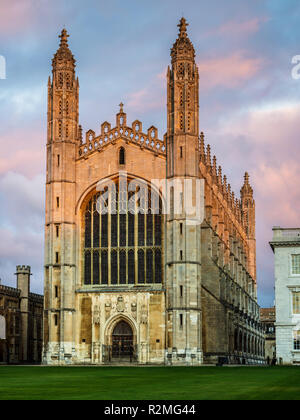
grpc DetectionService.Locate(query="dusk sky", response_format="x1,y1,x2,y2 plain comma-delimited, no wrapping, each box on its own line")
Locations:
0,0,300,307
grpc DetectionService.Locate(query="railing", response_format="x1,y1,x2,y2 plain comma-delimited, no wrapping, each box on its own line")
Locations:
79,124,166,158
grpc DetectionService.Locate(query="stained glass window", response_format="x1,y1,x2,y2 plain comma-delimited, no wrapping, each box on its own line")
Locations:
83,180,162,285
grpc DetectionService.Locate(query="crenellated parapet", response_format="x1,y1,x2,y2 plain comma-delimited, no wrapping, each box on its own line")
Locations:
199,132,245,228
198,131,256,283
78,105,166,159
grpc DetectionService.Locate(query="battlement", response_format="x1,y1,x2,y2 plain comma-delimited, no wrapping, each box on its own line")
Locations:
16,265,31,274
78,107,166,159
0,284,21,298
29,292,44,303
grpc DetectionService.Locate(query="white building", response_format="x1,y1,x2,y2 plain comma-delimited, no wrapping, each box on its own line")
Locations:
270,227,300,364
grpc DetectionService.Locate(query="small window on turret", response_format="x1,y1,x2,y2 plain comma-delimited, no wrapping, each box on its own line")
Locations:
58,73,63,88
180,146,183,158
57,154,60,167
58,120,62,137
66,73,71,89
119,147,125,165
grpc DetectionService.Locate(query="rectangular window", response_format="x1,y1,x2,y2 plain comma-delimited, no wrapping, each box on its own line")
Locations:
55,286,58,298
54,314,58,326
293,292,300,314
57,154,60,167
56,225,59,238
56,197,60,208
180,285,183,298
180,223,183,235
294,331,300,350
55,252,59,264
291,255,300,275
180,314,183,328
180,146,183,158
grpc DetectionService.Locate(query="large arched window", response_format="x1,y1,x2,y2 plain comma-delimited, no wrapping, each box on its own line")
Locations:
83,179,163,286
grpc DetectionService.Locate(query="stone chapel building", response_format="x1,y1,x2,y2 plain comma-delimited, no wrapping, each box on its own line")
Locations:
43,19,265,365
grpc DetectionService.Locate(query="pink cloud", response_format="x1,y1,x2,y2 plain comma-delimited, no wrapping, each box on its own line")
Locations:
0,1,37,34
198,51,264,90
212,17,269,37
126,77,165,113
0,127,45,177
205,102,300,302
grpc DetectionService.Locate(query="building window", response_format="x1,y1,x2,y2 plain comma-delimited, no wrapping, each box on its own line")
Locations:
83,179,163,286
119,147,125,165
56,225,59,238
54,314,58,326
294,330,300,350
291,254,300,275
58,120,62,138
56,197,60,208
292,292,300,314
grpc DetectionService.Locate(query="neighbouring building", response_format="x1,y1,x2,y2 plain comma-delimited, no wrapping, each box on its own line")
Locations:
0,266,43,364
260,307,276,363
270,227,300,365
43,19,264,366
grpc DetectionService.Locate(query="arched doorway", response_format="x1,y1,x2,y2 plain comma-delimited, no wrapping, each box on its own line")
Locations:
111,320,134,361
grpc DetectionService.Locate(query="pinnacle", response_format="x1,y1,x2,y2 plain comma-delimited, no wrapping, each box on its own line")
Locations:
177,17,189,38
171,17,195,63
59,28,69,47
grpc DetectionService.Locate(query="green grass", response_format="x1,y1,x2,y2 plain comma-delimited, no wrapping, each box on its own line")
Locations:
0,366,299,400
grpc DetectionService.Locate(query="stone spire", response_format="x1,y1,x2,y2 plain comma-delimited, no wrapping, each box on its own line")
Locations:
206,144,212,170
171,17,195,64
212,156,218,180
52,28,75,71
240,172,256,280
240,172,253,198
199,132,205,162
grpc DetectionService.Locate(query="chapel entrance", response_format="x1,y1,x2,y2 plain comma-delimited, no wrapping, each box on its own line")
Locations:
111,320,134,361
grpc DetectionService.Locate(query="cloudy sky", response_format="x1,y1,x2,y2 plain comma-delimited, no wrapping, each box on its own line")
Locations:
0,0,299,307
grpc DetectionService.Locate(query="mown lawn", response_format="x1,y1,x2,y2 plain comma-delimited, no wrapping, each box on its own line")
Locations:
0,366,299,400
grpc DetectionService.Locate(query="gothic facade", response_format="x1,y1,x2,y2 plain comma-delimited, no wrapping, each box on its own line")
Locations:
43,19,264,365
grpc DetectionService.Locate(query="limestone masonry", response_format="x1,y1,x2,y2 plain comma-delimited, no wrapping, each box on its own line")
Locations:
43,19,264,365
